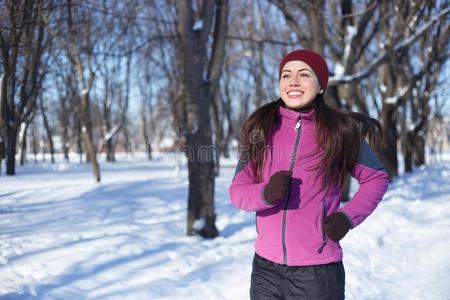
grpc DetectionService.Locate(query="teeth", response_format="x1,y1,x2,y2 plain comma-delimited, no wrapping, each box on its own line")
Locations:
288,91,303,96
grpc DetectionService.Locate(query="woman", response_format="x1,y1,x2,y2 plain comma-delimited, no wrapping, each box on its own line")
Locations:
229,49,389,299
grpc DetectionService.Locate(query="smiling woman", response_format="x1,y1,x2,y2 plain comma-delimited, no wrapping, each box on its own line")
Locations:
229,49,390,299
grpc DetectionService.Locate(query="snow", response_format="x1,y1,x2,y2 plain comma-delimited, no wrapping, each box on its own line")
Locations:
1,152,450,299
342,26,357,67
346,25,357,38
385,96,398,104
408,119,422,131
192,19,203,31
334,63,345,77
385,86,408,104
103,125,121,141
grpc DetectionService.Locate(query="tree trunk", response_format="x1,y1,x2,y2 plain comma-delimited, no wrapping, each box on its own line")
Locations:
186,132,217,237
222,64,234,158
404,131,414,172
141,103,152,161
380,104,398,177
306,0,326,51
147,142,152,160
414,136,425,167
6,125,18,175
31,125,38,163
0,73,6,175
106,138,115,162
41,133,46,162
41,97,55,164
77,122,83,163
183,78,218,237
19,122,29,166
176,0,228,238
253,42,265,108
80,93,100,182
400,104,413,173
63,140,70,161
211,94,223,177
60,96,70,161
0,138,4,175
123,121,130,154
103,75,114,162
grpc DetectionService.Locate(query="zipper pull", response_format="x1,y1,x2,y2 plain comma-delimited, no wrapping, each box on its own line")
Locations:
295,119,302,131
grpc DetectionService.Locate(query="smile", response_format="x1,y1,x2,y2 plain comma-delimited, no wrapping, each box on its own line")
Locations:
287,91,304,96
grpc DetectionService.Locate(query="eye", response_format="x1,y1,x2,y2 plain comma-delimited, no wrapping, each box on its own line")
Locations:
282,74,290,79
300,73,310,77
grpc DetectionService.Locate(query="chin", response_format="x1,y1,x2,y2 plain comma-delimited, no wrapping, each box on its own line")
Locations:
286,102,306,110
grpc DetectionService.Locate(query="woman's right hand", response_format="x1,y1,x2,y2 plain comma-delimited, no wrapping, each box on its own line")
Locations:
263,170,292,204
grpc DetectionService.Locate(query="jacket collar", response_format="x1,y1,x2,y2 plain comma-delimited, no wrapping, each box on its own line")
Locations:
278,104,316,122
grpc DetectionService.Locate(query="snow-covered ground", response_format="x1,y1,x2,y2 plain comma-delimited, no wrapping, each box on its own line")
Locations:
0,152,449,300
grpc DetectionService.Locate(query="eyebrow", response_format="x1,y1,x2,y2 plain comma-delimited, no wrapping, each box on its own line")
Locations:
281,68,313,73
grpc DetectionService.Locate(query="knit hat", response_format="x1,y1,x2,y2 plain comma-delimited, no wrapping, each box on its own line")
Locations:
279,49,329,90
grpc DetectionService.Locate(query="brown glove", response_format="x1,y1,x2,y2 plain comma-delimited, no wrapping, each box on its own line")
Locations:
323,212,352,242
263,170,292,205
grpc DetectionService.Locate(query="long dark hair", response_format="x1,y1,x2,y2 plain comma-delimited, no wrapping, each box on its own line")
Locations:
239,96,382,191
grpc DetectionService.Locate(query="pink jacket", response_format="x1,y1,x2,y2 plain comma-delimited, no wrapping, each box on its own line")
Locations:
229,106,389,266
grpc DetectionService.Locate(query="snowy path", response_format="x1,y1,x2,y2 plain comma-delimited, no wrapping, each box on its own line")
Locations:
0,155,449,299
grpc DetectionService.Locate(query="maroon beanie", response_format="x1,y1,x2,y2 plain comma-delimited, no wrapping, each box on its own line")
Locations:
279,49,329,90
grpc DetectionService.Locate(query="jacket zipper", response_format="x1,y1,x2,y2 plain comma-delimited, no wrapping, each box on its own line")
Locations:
318,177,330,253
318,196,328,253
281,116,302,265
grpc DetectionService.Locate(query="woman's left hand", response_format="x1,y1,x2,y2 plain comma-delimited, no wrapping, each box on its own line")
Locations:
323,212,352,242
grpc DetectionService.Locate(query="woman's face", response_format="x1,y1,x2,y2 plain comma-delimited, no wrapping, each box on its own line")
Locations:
279,60,322,110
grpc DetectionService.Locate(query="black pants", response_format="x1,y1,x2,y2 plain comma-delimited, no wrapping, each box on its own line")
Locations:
250,253,345,300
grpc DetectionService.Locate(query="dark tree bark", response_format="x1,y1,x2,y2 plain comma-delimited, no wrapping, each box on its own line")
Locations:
19,109,36,166
60,94,70,161
40,95,54,163
138,64,154,161
380,103,398,177
19,123,27,166
5,126,19,174
73,109,83,163
102,74,114,162
175,0,228,238
30,123,38,163
0,0,48,175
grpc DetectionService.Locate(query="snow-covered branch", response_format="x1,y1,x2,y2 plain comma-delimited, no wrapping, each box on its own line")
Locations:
103,124,121,141
385,86,409,105
329,6,450,86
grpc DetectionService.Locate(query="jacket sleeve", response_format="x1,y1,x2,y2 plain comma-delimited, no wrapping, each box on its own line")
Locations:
339,140,390,228
229,158,275,212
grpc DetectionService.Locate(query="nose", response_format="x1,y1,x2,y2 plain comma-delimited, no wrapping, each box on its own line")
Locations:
289,75,300,86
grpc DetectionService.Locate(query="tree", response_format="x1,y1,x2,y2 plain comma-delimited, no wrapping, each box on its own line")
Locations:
0,0,51,175
269,0,450,177
175,0,229,238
